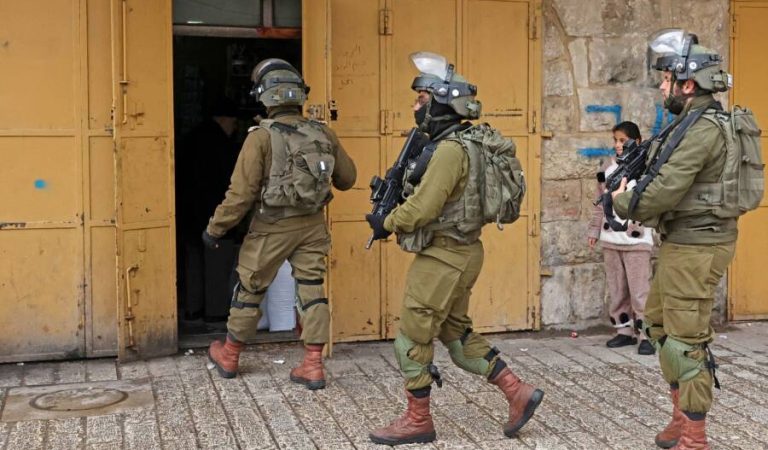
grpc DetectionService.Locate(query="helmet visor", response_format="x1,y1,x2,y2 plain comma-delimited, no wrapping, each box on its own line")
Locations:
649,29,691,73
649,28,687,55
410,52,449,81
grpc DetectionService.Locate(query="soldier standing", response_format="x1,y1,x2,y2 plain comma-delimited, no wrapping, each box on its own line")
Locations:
367,52,544,446
613,29,763,449
204,59,357,390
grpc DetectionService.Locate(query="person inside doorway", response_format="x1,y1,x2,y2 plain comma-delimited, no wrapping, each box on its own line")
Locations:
177,97,242,322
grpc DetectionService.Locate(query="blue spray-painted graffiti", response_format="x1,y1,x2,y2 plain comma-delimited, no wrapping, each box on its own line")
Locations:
577,147,616,158
34,179,47,189
578,104,623,158
585,104,622,125
578,103,675,158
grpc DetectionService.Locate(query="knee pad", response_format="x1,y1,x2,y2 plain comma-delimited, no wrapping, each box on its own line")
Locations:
295,278,327,316
658,337,705,384
394,333,434,381
444,331,498,377
643,319,665,348
231,281,266,309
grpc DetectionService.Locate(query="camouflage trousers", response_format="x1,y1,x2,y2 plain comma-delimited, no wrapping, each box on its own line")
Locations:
227,222,331,344
645,241,736,414
395,237,499,390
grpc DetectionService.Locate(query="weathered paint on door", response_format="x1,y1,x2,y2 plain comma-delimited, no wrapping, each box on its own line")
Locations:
304,0,543,342
112,0,178,360
2,0,540,362
730,0,768,320
0,0,177,363
0,0,120,362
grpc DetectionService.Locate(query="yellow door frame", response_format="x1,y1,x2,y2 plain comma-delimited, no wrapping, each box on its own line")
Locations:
728,0,768,321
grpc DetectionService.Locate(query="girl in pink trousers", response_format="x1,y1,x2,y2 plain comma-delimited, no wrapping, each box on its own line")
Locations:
588,121,655,355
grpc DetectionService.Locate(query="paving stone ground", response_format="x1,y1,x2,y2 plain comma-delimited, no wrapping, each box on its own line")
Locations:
1,322,767,449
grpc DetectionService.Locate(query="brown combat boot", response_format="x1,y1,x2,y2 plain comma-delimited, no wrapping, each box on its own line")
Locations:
490,367,544,437
208,335,244,379
655,387,685,448
289,344,326,390
671,414,709,450
369,390,436,446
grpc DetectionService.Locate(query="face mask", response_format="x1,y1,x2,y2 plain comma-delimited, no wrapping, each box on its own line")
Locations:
414,103,429,130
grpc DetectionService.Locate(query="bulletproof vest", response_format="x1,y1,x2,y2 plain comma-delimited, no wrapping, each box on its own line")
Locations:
396,124,524,252
674,107,764,218
255,118,336,222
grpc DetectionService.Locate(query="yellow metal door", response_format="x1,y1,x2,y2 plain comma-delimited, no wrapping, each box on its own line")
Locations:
730,1,768,320
303,0,542,342
304,0,387,342
385,0,542,336
0,0,87,362
383,0,459,338
112,0,177,359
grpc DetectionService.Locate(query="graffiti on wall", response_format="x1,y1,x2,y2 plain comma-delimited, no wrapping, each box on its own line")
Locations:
577,103,675,158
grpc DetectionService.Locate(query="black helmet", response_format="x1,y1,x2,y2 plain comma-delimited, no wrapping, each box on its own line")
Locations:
250,58,309,107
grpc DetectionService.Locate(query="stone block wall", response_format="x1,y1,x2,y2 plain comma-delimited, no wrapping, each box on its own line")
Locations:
539,0,730,329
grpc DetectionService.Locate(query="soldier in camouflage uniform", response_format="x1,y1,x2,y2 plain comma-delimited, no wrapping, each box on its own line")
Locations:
367,52,543,446
204,59,357,390
613,30,743,450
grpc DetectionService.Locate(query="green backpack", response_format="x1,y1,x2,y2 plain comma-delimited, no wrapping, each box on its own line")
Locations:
703,106,765,217
455,124,526,227
259,119,336,212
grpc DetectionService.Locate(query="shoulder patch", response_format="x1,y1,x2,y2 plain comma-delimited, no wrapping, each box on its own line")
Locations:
247,125,260,133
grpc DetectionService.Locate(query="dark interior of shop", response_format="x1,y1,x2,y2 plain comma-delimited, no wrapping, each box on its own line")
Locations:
171,0,302,347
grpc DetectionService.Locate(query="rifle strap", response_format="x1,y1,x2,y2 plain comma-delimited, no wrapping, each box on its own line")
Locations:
628,101,716,216
407,122,472,186
602,192,628,231
407,142,438,186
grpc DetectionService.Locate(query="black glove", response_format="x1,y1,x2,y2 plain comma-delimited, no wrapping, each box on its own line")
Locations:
365,214,392,241
201,230,221,250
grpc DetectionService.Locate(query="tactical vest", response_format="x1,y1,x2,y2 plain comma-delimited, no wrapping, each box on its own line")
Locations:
674,107,764,218
255,118,336,222
397,124,524,253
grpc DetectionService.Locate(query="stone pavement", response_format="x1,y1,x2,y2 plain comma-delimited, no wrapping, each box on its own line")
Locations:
1,323,767,449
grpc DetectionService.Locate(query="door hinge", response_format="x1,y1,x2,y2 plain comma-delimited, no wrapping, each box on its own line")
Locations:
732,14,738,39
380,109,391,134
379,8,392,35
528,4,540,40
530,109,537,134
528,13,536,40
307,104,326,122
328,100,338,121
529,212,539,237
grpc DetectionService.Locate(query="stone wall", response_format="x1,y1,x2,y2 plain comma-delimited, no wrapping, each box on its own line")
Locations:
539,0,730,329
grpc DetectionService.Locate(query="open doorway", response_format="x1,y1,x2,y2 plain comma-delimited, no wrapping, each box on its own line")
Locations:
171,0,302,347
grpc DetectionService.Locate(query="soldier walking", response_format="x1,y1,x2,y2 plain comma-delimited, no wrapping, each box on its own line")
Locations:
204,59,357,390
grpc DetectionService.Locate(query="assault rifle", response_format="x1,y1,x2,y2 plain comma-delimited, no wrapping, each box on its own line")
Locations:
366,128,431,249
593,138,652,232
593,139,652,207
